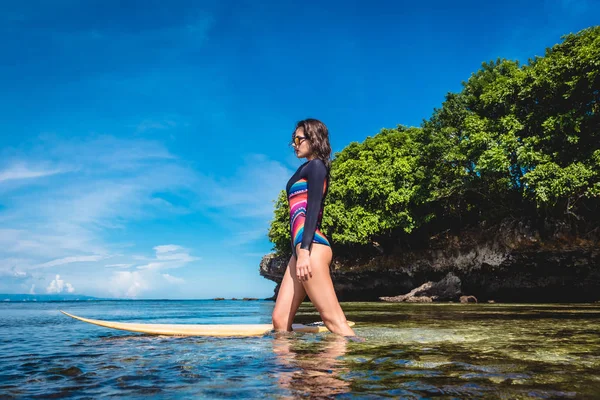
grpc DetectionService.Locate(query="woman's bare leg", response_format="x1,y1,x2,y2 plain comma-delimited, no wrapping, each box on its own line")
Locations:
299,244,356,336
272,255,307,331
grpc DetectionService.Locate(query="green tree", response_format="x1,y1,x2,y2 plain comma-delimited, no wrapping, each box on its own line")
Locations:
268,26,600,256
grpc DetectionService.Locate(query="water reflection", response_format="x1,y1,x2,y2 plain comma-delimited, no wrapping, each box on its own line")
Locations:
272,334,351,398
2,302,599,398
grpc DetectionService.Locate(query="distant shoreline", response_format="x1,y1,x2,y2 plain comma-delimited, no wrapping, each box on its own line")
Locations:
0,294,271,302
2,295,599,304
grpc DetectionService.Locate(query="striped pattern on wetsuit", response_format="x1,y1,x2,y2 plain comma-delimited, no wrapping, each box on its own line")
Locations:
286,159,331,255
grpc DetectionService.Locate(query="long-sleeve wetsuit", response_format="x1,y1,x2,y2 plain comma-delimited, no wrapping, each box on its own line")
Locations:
285,159,331,256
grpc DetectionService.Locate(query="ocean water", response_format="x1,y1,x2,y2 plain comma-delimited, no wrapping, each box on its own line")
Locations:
1,300,599,399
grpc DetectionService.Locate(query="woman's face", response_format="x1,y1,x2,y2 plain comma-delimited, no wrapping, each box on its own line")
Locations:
292,127,312,159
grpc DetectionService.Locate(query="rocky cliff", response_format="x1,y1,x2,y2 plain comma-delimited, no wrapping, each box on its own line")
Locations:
259,219,600,302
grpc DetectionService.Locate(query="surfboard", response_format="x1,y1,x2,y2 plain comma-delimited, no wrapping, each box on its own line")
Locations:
60,310,355,337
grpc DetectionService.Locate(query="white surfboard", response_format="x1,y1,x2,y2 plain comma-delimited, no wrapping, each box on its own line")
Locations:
60,310,355,337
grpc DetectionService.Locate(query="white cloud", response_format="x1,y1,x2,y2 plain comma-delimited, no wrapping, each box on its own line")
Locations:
104,243,198,297
136,244,199,270
204,154,291,219
0,136,197,273
0,133,285,296
29,284,35,295
0,163,67,183
156,252,195,262
14,270,27,278
109,269,186,298
35,255,105,269
109,271,147,298
105,263,133,269
0,259,31,278
46,274,75,294
154,244,183,254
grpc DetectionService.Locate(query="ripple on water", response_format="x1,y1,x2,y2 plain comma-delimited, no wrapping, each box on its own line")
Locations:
2,301,600,398
359,327,489,344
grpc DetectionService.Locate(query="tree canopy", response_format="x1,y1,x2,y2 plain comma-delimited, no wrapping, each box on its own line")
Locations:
268,26,600,256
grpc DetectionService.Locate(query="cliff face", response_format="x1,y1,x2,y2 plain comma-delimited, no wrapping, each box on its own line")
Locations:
259,219,600,302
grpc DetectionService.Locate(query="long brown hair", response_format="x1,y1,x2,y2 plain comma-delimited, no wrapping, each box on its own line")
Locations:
293,118,332,170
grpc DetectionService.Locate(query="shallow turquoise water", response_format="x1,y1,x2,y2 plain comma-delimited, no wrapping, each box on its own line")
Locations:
1,301,599,398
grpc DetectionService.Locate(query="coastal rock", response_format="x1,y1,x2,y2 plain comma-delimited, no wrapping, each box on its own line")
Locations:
380,272,462,302
426,272,462,300
460,295,478,303
379,282,433,302
259,218,600,302
259,254,288,300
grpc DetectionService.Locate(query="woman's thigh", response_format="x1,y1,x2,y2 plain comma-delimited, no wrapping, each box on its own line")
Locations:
300,244,345,320
272,255,307,329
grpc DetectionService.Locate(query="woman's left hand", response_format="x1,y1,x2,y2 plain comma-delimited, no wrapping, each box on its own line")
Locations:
295,248,312,281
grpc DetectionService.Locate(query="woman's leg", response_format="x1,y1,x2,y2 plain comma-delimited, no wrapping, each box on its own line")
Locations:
272,255,308,331
300,244,356,336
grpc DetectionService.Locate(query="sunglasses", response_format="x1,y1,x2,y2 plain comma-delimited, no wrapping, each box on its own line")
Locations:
292,135,308,146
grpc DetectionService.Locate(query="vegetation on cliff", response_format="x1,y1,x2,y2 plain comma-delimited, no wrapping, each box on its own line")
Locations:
268,26,600,257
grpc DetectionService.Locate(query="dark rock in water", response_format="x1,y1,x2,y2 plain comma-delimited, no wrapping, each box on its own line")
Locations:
379,272,462,302
380,272,462,302
242,297,258,301
260,254,288,301
379,282,433,302
430,273,462,300
213,298,225,301
460,295,478,303
259,218,600,302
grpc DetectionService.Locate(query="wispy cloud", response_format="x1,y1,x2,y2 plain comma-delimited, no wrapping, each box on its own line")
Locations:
93,243,198,298
1,135,194,256
136,245,199,270
0,163,67,183
155,245,184,254
203,154,291,219
105,263,133,269
0,135,201,294
35,255,106,269
0,132,286,296
109,269,186,298
0,258,32,278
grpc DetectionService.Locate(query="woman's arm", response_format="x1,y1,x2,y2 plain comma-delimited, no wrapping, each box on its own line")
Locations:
300,159,327,252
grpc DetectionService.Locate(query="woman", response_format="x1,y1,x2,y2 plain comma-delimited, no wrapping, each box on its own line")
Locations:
272,118,356,337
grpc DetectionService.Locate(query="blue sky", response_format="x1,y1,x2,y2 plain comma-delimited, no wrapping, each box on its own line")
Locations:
1,0,597,299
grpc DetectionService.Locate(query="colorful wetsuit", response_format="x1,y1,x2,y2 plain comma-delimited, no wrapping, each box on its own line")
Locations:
286,159,331,256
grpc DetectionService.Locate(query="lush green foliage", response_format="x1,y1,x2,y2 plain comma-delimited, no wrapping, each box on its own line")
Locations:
269,26,600,255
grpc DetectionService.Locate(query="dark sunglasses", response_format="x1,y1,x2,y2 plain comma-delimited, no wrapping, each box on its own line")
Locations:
292,135,308,146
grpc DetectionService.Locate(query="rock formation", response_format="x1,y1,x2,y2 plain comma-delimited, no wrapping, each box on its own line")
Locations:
379,272,462,302
260,218,600,302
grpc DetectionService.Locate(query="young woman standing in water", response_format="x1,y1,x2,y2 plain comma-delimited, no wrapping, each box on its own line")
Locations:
272,118,356,337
